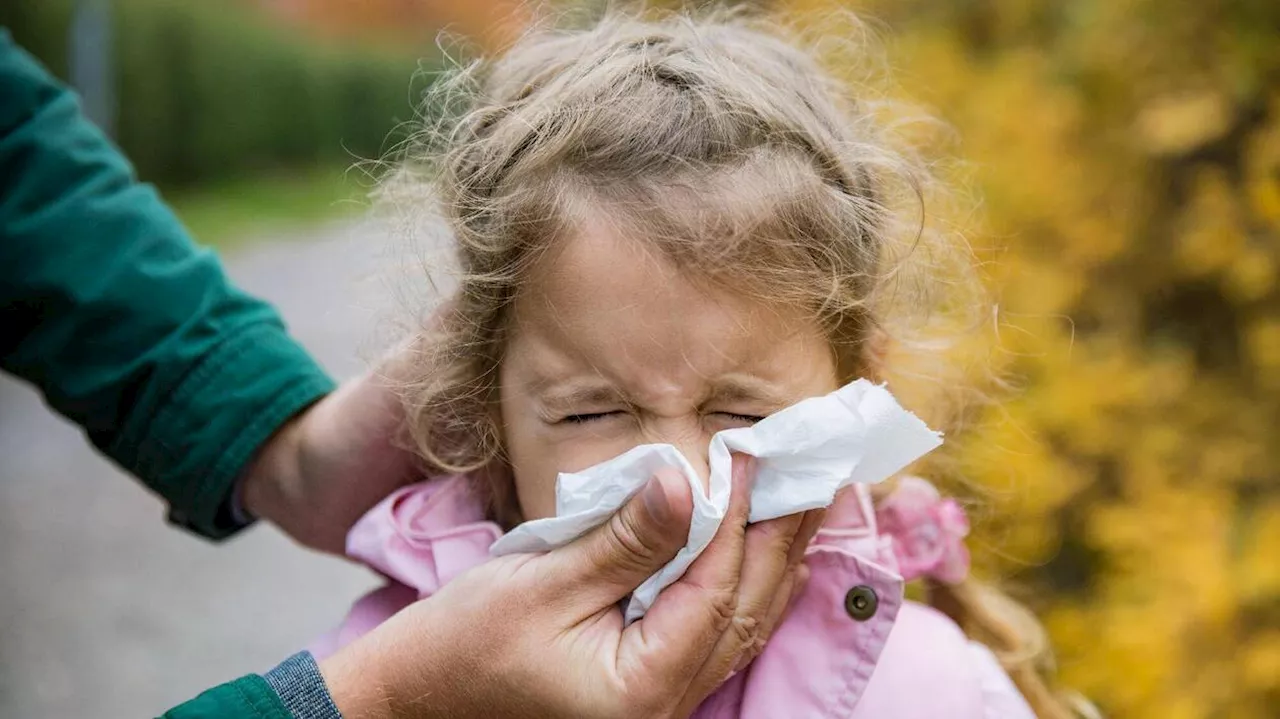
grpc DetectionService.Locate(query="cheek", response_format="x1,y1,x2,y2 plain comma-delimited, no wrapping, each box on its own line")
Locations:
511,466,557,521
508,432,640,520
500,385,637,521
498,385,552,521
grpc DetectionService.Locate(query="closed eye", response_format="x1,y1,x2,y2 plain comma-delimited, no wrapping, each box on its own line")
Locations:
716,412,767,425
561,411,624,424
560,411,767,425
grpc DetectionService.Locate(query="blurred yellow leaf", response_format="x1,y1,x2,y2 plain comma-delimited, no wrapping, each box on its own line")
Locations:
1136,92,1232,156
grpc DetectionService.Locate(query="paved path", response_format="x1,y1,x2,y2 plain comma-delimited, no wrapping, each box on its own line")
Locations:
0,218,433,717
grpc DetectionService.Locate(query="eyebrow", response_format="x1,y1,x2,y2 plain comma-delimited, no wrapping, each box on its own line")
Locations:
536,384,629,415
537,375,794,415
705,376,795,410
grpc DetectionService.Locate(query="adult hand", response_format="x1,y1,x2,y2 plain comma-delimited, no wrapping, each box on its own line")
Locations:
240,350,422,554
319,455,826,719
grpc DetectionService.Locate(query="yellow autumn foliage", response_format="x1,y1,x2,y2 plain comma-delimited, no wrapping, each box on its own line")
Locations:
769,1,1280,716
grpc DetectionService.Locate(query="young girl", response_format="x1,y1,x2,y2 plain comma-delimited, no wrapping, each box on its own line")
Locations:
319,11,1080,718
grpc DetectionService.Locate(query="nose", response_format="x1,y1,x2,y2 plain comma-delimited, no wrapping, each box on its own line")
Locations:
642,419,714,492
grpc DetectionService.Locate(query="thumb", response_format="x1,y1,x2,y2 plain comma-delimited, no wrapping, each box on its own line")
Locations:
543,467,693,611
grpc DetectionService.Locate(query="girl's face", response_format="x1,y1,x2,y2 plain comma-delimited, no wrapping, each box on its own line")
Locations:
499,217,840,520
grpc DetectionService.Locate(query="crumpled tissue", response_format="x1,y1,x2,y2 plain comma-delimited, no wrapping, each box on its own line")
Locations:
489,379,942,623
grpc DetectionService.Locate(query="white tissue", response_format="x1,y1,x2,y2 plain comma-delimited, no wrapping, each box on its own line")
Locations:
489,379,942,623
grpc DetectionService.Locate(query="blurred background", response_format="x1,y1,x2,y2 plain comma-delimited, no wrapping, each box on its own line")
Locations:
1,1,1278,717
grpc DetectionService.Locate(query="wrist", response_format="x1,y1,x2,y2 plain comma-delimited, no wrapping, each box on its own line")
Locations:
240,408,307,528
318,593,468,719
318,639,399,719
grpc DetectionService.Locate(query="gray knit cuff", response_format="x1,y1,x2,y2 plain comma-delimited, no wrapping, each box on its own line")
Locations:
263,651,343,719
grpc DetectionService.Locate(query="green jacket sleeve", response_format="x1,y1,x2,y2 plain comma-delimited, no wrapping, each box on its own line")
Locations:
161,675,292,719
0,31,336,538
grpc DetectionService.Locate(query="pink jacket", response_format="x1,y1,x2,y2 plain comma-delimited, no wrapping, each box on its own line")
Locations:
312,476,1036,719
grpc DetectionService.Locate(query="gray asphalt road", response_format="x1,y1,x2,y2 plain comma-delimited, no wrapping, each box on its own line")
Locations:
0,218,431,717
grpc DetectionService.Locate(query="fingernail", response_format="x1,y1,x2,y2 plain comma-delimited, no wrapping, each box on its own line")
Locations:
643,475,672,526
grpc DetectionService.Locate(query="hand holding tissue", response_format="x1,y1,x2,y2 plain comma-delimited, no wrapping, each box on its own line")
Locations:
490,379,943,623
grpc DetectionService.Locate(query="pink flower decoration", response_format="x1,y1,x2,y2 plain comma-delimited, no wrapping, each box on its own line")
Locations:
875,476,971,585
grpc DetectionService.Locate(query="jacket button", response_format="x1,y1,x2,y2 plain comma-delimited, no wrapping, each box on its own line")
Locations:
844,585,878,621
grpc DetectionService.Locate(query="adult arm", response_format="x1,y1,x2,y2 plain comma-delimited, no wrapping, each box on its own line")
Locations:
0,30,334,539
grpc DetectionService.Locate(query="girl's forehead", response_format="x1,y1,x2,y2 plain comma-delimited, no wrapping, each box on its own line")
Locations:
507,223,835,391
524,215,676,302
517,220,796,343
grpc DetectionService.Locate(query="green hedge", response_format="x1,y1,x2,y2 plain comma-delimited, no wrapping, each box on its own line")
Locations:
2,0,428,187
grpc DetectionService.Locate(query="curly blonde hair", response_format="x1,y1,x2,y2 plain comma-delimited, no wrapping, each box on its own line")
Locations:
380,8,1084,717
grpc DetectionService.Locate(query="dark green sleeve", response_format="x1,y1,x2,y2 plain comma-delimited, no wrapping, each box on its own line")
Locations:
160,675,292,719
0,32,336,538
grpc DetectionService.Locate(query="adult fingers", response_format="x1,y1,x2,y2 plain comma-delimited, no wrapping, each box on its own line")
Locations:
621,454,755,699
747,508,826,656
681,509,802,699
732,509,825,673
677,502,828,704
735,562,810,673
540,466,694,614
